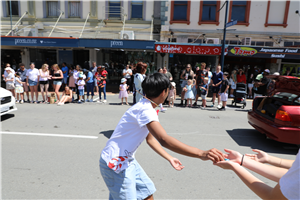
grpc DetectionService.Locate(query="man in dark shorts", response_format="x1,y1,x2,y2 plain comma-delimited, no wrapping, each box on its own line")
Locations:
211,65,223,107
193,62,207,107
253,69,270,98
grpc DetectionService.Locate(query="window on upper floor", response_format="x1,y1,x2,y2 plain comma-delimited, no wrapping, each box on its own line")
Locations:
198,1,220,25
131,1,143,19
47,1,59,17
109,0,121,19
6,1,19,16
69,1,80,18
265,0,290,28
228,1,251,26
170,1,191,25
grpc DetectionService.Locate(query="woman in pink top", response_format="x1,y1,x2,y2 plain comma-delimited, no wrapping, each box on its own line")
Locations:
39,64,51,103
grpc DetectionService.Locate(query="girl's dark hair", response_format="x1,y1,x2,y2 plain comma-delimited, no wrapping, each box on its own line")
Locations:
134,62,147,74
142,73,170,98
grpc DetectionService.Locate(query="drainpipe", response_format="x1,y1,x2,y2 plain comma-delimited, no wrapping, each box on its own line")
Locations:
49,11,64,37
79,12,90,38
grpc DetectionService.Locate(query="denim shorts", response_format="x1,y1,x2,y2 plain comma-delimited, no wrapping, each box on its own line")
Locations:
99,157,156,200
79,89,84,96
62,77,68,84
28,79,38,86
53,80,62,85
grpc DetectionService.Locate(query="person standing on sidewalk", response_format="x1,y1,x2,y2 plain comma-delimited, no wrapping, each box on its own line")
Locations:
95,66,108,103
17,63,30,102
61,62,68,90
211,65,223,107
26,62,40,104
123,64,133,93
179,64,194,106
90,61,99,96
193,62,207,107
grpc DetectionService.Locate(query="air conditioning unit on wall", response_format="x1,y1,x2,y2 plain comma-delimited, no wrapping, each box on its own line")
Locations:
120,31,134,40
242,37,251,45
19,28,38,37
206,38,219,44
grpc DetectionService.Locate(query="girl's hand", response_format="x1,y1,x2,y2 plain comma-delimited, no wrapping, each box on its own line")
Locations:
214,160,239,170
223,149,243,165
169,157,184,171
245,149,269,163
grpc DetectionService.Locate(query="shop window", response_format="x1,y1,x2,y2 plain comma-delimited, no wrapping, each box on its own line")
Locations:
265,42,274,47
294,42,300,46
68,1,80,18
188,38,203,43
228,1,251,26
131,1,143,19
109,0,121,19
198,1,220,25
229,40,239,45
265,0,290,28
47,1,59,17
170,1,191,25
256,41,264,46
168,38,177,42
6,1,19,16
221,40,230,44
284,42,293,47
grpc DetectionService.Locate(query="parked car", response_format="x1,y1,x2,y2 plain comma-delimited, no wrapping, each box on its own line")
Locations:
248,75,300,145
0,87,17,116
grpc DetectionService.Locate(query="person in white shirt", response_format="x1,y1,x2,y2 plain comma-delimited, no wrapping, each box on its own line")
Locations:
26,62,40,103
100,72,224,200
122,64,133,93
133,62,147,104
4,67,15,97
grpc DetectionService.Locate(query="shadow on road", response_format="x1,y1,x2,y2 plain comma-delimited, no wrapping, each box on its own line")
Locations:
227,128,298,155
0,114,15,122
99,130,114,139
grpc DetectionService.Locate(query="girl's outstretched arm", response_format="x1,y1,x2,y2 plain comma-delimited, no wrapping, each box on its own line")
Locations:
215,161,287,200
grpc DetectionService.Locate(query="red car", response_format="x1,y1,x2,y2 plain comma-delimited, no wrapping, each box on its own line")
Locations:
248,75,300,145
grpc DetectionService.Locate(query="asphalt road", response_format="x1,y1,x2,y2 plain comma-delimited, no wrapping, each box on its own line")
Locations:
1,94,298,199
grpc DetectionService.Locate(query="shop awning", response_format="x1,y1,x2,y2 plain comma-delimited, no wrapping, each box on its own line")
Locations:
1,36,78,47
78,39,155,50
227,46,300,60
155,42,228,55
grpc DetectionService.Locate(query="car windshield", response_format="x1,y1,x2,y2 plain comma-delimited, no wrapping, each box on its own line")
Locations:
273,92,300,105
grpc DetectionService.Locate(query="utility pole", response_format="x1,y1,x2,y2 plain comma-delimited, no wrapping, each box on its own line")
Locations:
9,0,13,35
220,0,229,71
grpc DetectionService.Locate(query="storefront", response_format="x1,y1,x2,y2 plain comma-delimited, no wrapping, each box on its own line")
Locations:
226,46,300,77
155,42,226,81
78,39,155,83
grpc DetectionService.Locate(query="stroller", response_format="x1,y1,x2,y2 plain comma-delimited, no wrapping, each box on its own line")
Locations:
232,83,247,109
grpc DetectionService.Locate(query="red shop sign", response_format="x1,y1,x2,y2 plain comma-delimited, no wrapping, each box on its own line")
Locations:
155,44,226,55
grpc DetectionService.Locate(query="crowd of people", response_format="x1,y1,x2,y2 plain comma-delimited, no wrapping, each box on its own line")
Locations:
2,60,282,110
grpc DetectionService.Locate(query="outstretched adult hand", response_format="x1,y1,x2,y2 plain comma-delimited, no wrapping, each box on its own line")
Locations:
223,149,243,164
169,157,184,171
245,149,269,163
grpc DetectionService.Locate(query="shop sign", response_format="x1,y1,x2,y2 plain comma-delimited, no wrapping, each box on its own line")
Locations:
155,44,225,55
79,39,155,50
228,46,300,59
1,36,78,47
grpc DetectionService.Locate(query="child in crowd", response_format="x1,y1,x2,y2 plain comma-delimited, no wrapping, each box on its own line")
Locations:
77,74,85,104
168,82,176,108
58,86,73,106
4,67,15,97
119,78,129,105
184,79,195,107
99,72,224,200
15,73,24,103
218,72,229,111
200,77,209,109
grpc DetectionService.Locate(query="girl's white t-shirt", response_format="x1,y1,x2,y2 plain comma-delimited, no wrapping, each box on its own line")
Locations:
101,98,159,173
279,149,300,199
26,68,40,82
15,77,22,87
6,73,15,84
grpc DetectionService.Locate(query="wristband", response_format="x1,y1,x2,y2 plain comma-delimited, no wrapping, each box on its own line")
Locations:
240,155,244,166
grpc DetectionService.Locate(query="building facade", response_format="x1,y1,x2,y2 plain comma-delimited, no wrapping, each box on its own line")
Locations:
158,0,300,77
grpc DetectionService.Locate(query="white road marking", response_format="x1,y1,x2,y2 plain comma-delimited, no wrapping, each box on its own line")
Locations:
1,131,98,139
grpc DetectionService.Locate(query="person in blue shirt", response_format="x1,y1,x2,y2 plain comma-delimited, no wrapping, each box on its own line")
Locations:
85,69,95,102
61,62,69,89
211,65,223,107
